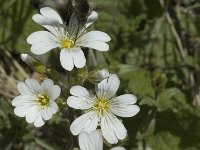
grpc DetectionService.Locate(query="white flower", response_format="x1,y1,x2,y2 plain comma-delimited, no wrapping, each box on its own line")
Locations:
27,7,111,71
79,130,126,150
67,74,140,144
12,78,61,127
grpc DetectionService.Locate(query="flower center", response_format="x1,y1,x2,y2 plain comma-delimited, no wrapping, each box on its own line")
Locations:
59,37,74,48
35,94,49,109
93,98,109,115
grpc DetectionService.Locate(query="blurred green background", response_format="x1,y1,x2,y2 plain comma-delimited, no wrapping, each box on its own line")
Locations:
1,0,200,149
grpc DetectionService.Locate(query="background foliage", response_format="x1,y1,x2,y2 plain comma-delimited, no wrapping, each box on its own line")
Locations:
1,0,200,149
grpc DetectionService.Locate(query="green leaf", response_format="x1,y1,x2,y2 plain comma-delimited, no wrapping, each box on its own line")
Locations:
35,138,58,150
140,97,157,107
119,69,155,98
146,131,181,150
157,88,181,111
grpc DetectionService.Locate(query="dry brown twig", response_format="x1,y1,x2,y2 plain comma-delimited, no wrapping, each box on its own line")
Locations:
159,0,186,60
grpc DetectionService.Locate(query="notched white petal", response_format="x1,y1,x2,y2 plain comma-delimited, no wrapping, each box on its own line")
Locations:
60,49,74,71
78,31,111,42
27,31,56,44
70,111,98,135
25,105,40,123
85,11,98,28
12,95,35,107
72,48,86,69
50,85,61,100
14,106,29,117
32,14,60,26
67,96,93,110
110,94,140,117
17,81,34,95
41,79,61,100
70,85,92,98
77,40,110,52
101,114,127,144
34,115,45,127
30,42,58,55
49,102,58,114
68,85,94,109
25,78,42,94
79,130,103,150
110,146,126,150
41,109,53,121
40,7,63,24
96,74,120,99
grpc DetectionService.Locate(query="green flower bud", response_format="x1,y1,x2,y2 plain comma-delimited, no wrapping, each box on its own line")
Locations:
88,69,110,84
21,54,46,74
152,70,167,92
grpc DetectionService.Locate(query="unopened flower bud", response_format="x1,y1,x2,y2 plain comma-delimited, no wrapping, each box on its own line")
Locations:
152,70,167,92
96,69,110,81
88,69,110,84
21,54,35,64
21,54,46,74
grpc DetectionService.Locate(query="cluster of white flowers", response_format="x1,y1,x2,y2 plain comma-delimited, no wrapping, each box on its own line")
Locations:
12,7,140,150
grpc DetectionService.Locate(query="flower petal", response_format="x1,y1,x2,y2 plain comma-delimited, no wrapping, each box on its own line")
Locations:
34,115,45,127
60,48,86,71
76,39,109,51
79,130,103,150
77,31,111,43
85,11,98,28
76,30,111,52
32,14,61,25
110,146,126,150
68,86,94,109
96,74,120,99
101,114,127,144
68,12,80,38
25,105,41,123
60,49,74,71
71,48,86,69
27,31,58,55
32,14,64,37
17,81,35,95
70,85,92,98
41,79,54,89
41,109,53,121
25,79,42,94
70,111,98,135
67,96,93,110
27,31,57,45
30,40,58,55
14,105,30,117
41,79,61,100
12,95,36,107
40,7,63,24
49,102,58,114
110,94,140,117
50,85,61,100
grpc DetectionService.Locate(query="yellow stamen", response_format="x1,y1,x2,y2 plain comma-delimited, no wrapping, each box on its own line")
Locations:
93,98,109,115
59,37,74,48
35,94,49,109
